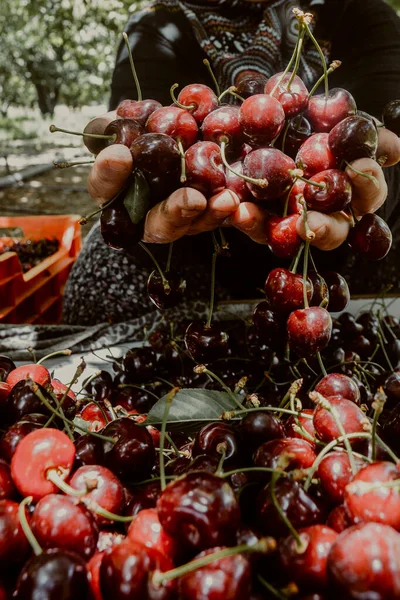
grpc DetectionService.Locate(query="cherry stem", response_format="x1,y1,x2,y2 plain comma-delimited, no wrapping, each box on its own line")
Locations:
122,32,142,102
206,250,218,328
281,120,292,160
215,443,227,476
85,501,135,522
222,466,283,478
302,240,310,308
177,139,187,183
220,140,268,188
258,575,290,600
18,497,43,556
79,190,123,225
164,432,181,457
45,359,85,428
375,433,399,464
316,351,328,377
371,387,386,461
49,124,115,141
308,60,341,98
269,25,304,97
170,83,196,111
218,227,229,250
195,364,245,410
218,86,245,103
139,242,171,294
377,331,394,371
290,242,305,274
46,469,86,497
290,169,326,190
54,160,95,169
160,387,179,491
203,59,221,98
166,242,174,273
221,406,313,420
152,537,276,585
36,349,72,365
303,22,329,99
287,27,306,90
345,162,379,188
309,249,318,273
300,199,316,241
270,468,304,550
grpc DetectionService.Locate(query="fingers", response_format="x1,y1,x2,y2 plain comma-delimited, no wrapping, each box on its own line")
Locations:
186,190,240,235
143,188,207,243
87,144,133,206
297,210,351,251
345,158,388,215
377,127,400,167
230,202,268,244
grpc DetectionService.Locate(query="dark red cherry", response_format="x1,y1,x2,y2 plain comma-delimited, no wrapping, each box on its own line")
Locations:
338,312,363,338
312,395,368,444
124,481,161,520
84,370,113,403
243,147,295,200
147,270,186,310
157,471,240,552
357,312,379,342
184,321,229,364
322,271,350,312
328,115,378,163
14,549,90,600
265,213,302,258
239,94,285,146
383,371,400,408
130,133,181,178
116,98,162,125
318,451,363,504
74,434,105,469
348,213,392,260
101,200,144,251
104,118,144,148
202,105,243,151
225,160,253,202
146,106,198,149
279,115,313,159
240,411,285,454
123,347,157,382
264,268,313,315
383,99,400,136
253,437,316,481
177,84,219,124
327,503,352,533
252,301,284,344
287,307,332,357
0,355,16,381
296,133,337,178
185,141,226,196
0,499,31,565
192,422,239,465
307,88,357,133
285,179,305,214
235,74,268,98
7,379,74,425
0,459,15,500
304,169,352,213
308,271,329,307
315,373,360,404
0,413,47,462
265,72,308,118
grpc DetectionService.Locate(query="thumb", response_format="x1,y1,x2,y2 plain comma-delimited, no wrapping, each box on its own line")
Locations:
345,158,387,215
88,144,133,206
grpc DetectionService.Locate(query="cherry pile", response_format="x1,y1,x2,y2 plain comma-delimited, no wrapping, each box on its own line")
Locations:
0,238,60,273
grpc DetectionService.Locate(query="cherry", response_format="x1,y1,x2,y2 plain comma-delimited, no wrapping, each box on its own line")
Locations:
327,503,352,533
202,105,243,151
192,422,239,465
84,370,113,403
239,94,285,146
185,141,226,196
51,378,76,404
100,540,175,600
124,481,161,520
81,115,114,155
338,312,363,338
303,169,352,213
78,402,110,432
74,434,105,469
100,199,144,251
157,471,240,552
123,347,158,382
104,118,144,148
308,271,329,307
243,147,295,201
348,213,392,260
327,523,400,599
279,115,313,160
146,106,198,149
0,459,16,500
284,409,317,447
240,412,285,456
0,382,10,419
31,494,98,560
384,371,400,407
0,500,31,565
127,508,177,561
102,418,155,482
285,179,305,214
0,413,47,462
357,312,379,342
264,268,313,314
314,373,360,404
328,115,378,163
6,379,72,425
176,83,219,124
225,160,253,202
6,364,50,389
0,355,16,381
296,133,337,178
184,321,229,364
130,132,181,178
185,454,219,475
279,525,338,590
287,307,332,357
178,547,252,600
322,271,350,312
318,451,363,505
252,301,284,344
116,98,162,125
307,88,357,133
266,213,302,259
87,551,104,600
11,428,75,501
383,99,400,135
253,438,316,480
265,72,308,118
147,269,186,311
312,395,368,444
235,74,268,98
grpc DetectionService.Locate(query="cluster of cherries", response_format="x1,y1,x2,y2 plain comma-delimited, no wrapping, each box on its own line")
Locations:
1,297,400,599
0,238,60,273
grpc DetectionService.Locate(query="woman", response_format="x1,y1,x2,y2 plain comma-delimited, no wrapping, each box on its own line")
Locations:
63,0,400,326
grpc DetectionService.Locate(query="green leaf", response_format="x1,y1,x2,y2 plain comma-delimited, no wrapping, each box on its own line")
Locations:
123,169,150,225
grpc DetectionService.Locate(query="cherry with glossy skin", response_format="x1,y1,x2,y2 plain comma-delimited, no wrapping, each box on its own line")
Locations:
225,160,253,202
192,422,239,465
239,94,285,146
11,428,75,501
74,434,105,469
307,88,357,133
315,373,360,404
127,508,177,561
6,363,50,389
243,147,295,201
0,355,16,381
284,409,317,447
0,413,47,462
327,503,352,533
279,114,313,160
240,411,285,455
252,301,284,344
357,312,379,341
185,141,226,196
78,402,109,432
235,74,268,98
312,395,368,444
383,371,400,408
124,481,161,521
202,105,243,152
130,133,181,179
383,99,400,135
0,499,31,565
348,213,392,260
296,133,337,178
265,268,313,315
265,72,308,118
104,118,144,149
177,83,219,124
279,525,338,590
285,179,305,214
178,547,252,600
123,347,158,382
0,382,10,420
184,321,229,364
146,106,198,149
147,270,186,311
328,115,378,163
87,551,104,600
253,438,316,480
51,378,76,404
327,523,400,600
266,213,303,259
339,312,364,338
7,379,75,424
14,549,90,600
318,451,363,505
322,271,350,313
101,200,144,251
303,169,352,213
287,307,332,357
84,370,113,403
157,471,240,552
308,271,329,307
0,459,15,500
116,98,162,125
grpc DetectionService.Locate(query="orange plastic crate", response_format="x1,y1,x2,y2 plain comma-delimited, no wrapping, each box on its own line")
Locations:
0,215,81,324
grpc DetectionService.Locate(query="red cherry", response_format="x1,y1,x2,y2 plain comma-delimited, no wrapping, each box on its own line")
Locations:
318,451,363,504
327,523,400,599
11,428,75,501
303,169,352,213
285,179,305,214
225,160,253,202
116,98,162,125
265,214,302,259
0,459,16,500
51,378,76,403
265,72,308,118
239,94,285,146
307,88,357,133
185,141,226,196
264,267,313,314
202,105,243,151
0,499,31,565
287,307,332,357
312,396,368,444
127,508,177,560
146,106,198,149
184,321,229,364
0,413,47,462
177,84,219,124
6,364,50,389
314,373,360,404
322,271,350,313
284,409,317,447
235,74,268,98
296,133,337,178
104,118,144,148
192,422,239,465
243,147,295,200
347,213,392,260
87,551,105,600
253,437,316,480
327,503,352,533
279,525,338,590
328,115,378,163
240,411,285,454
79,402,109,432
